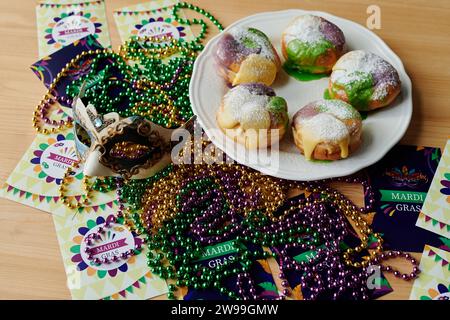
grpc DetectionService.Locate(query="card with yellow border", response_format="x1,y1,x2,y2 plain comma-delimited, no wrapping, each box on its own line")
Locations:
416,140,450,239
36,0,111,57
113,0,195,43
409,245,450,300
0,128,118,216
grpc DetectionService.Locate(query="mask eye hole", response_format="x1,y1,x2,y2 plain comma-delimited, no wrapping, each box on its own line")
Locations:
75,124,92,146
109,141,151,160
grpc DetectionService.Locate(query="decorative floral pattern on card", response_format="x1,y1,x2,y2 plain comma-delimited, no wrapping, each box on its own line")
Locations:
416,140,450,239
113,0,194,43
36,0,110,57
0,129,117,216
54,209,167,299
409,245,450,300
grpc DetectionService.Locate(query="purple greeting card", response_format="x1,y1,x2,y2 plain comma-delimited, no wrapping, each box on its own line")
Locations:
30,35,103,107
365,145,447,252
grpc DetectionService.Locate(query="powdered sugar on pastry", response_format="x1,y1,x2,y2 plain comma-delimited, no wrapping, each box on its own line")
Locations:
230,27,276,60
302,113,349,143
294,100,361,131
222,85,270,128
300,113,350,160
283,14,324,44
317,100,360,120
240,101,270,130
292,99,362,160
218,84,288,149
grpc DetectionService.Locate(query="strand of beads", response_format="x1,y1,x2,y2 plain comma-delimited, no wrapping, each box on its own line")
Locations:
33,94,73,134
124,39,197,128
121,165,174,212
33,49,112,134
172,2,225,44
128,162,420,300
59,162,93,210
139,166,285,300
92,176,117,193
376,251,420,280
140,164,285,232
133,164,333,299
121,2,224,57
35,3,224,133
84,178,143,266
64,38,197,128
324,174,376,213
270,189,380,300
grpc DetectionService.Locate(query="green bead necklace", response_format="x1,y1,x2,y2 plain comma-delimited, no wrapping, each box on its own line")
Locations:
63,2,224,129
121,164,324,300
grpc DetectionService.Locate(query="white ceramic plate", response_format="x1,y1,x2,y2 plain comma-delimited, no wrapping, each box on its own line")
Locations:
190,9,412,181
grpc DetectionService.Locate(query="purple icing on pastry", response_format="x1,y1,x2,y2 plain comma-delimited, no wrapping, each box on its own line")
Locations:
295,103,320,120
214,33,258,68
292,99,360,128
240,83,276,96
371,63,400,87
319,19,345,51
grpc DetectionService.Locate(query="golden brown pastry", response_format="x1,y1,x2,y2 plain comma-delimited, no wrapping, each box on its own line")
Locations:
214,27,281,86
217,83,288,149
292,99,362,160
281,14,346,74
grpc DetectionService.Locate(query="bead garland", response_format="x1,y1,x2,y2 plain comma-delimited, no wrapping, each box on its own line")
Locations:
377,251,420,280
33,94,74,134
58,162,93,210
34,2,224,133
83,178,144,266
92,176,117,193
33,48,112,134
66,42,197,128
109,141,151,160
122,162,419,300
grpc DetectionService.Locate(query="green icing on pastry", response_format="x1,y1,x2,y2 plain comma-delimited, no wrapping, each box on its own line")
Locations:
359,111,369,120
286,39,333,69
241,28,272,50
241,35,258,49
324,89,368,120
283,61,328,81
317,103,361,120
310,159,333,164
267,96,287,112
334,71,374,110
323,88,332,100
248,28,271,42
267,96,289,129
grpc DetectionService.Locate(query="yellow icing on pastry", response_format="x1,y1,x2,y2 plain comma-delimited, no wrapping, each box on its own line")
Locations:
339,138,350,158
301,127,320,160
301,127,350,160
233,54,277,86
299,113,351,160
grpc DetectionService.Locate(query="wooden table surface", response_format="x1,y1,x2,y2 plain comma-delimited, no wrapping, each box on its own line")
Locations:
0,0,449,300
